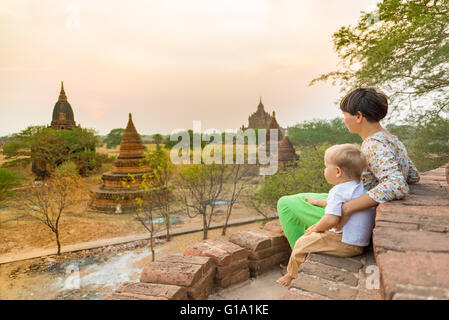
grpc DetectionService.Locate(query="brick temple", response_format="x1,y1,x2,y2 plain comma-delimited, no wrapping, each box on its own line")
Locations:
241,97,273,130
89,113,150,213
50,81,79,130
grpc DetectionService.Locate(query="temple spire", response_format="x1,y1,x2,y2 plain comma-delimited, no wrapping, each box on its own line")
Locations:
58,81,67,102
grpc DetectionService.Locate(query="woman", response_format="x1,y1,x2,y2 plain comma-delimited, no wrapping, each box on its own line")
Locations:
277,87,420,249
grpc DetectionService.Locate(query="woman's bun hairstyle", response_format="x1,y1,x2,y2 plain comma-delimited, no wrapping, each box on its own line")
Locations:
340,87,388,123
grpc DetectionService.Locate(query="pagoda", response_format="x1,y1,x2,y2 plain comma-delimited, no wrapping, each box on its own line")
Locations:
89,113,150,213
50,81,79,130
278,133,299,167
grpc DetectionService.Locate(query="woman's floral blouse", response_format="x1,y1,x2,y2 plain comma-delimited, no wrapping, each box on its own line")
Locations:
361,130,420,203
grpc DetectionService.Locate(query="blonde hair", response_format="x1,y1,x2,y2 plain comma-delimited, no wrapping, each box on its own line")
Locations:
324,144,367,182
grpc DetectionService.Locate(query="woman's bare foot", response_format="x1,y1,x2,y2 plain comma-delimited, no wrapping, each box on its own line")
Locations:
276,274,293,287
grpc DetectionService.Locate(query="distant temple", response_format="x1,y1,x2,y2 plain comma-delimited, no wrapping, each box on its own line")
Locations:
89,113,151,213
265,111,283,152
241,97,273,130
259,111,299,168
50,81,79,130
278,132,299,167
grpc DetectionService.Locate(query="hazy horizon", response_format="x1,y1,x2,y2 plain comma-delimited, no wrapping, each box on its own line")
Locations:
0,0,378,136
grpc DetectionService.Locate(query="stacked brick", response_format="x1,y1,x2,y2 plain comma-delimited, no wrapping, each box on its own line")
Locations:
103,219,293,300
103,282,187,300
139,254,216,300
184,239,250,289
229,228,291,277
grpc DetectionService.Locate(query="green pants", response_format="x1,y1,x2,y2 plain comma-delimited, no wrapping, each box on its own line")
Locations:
277,193,328,249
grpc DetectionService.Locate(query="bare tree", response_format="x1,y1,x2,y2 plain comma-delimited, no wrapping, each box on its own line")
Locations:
221,164,254,236
18,163,84,255
177,163,229,240
134,192,163,262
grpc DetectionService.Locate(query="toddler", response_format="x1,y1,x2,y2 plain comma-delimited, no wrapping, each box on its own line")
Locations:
277,144,376,287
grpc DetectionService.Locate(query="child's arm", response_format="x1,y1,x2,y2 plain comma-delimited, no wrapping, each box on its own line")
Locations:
306,198,327,207
305,214,340,235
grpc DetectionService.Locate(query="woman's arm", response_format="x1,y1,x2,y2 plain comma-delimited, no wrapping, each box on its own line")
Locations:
334,194,378,231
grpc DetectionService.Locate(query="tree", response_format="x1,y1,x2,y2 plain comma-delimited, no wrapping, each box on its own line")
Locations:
143,146,176,241
2,126,101,178
134,190,163,262
311,0,449,123
0,168,22,225
18,162,84,255
152,134,164,148
245,144,332,214
103,128,125,149
288,118,361,147
177,163,230,240
388,118,449,171
221,164,254,236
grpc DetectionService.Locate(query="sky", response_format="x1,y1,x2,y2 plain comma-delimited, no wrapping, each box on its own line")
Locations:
0,0,379,136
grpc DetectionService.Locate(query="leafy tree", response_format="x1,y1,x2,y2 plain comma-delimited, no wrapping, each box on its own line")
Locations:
388,118,449,171
142,146,177,241
2,126,100,178
288,118,361,147
152,134,164,148
311,0,449,122
103,128,125,149
245,144,332,214
0,169,22,221
164,130,215,150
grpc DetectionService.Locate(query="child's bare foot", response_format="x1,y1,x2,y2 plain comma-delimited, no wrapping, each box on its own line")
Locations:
276,274,293,287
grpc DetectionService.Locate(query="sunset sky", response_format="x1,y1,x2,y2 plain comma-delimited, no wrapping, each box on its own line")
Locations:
0,0,378,136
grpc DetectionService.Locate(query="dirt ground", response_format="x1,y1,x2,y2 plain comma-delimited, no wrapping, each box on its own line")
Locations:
0,197,264,256
0,144,265,256
0,221,266,300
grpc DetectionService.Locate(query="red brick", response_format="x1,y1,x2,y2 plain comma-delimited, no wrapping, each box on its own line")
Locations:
290,273,358,300
374,221,418,231
299,262,359,287
188,267,216,300
158,254,215,273
217,268,250,289
184,239,248,267
373,227,449,252
279,288,328,300
102,293,168,300
248,245,291,260
216,259,249,280
263,219,285,235
376,251,449,300
140,261,204,287
307,253,362,273
377,203,449,217
250,228,290,248
115,282,187,300
375,211,449,232
248,251,289,276
229,230,272,251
